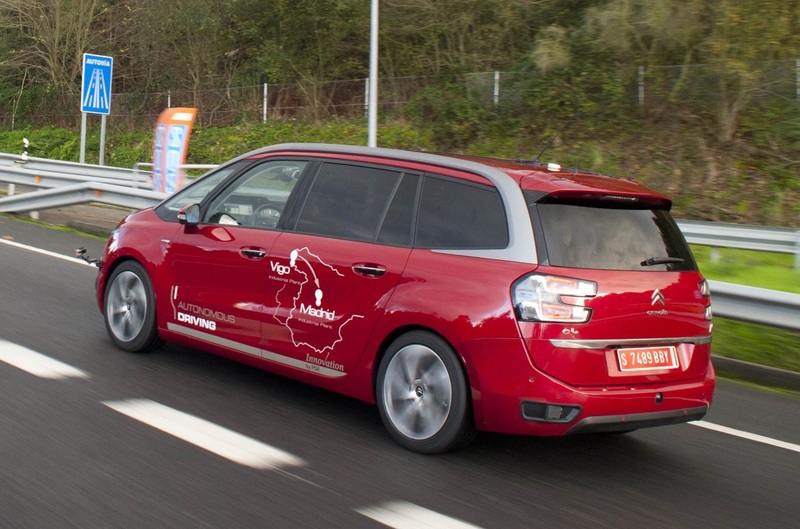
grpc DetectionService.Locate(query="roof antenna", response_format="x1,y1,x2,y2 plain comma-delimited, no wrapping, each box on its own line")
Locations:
516,119,573,165
534,119,572,162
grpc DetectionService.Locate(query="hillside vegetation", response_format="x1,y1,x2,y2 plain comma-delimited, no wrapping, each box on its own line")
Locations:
1,1,799,226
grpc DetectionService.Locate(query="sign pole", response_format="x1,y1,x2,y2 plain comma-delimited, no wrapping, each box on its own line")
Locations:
80,112,87,164
99,114,107,166
367,0,378,147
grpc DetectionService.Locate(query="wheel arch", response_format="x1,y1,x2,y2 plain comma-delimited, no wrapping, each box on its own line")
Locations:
371,324,475,407
99,255,159,312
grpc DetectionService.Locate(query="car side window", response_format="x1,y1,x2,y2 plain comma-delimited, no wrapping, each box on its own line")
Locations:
415,175,508,249
155,161,249,222
204,160,306,229
294,163,406,243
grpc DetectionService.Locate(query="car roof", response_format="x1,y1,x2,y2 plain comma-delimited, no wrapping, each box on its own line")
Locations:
244,143,668,202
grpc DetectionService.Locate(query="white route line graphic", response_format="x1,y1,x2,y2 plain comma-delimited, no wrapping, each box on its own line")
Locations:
0,339,89,379
690,420,800,454
292,247,345,279
274,247,364,356
82,68,110,111
0,238,94,267
356,501,485,529
103,399,306,470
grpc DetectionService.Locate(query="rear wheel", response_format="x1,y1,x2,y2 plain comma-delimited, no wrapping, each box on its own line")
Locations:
376,331,475,454
104,261,163,353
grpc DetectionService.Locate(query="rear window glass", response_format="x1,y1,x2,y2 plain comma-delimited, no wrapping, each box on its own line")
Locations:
530,195,697,271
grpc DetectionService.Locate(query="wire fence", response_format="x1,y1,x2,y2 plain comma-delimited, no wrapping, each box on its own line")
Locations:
2,60,799,130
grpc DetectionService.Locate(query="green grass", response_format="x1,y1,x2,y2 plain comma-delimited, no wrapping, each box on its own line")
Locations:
712,318,800,372
692,245,800,372
692,246,800,293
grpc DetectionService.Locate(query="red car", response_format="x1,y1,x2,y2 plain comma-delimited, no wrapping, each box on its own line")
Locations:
95,143,715,453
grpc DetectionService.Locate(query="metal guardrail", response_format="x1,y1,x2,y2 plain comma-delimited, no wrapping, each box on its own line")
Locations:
0,182,167,214
0,153,216,211
678,220,800,270
0,152,798,331
709,280,800,331
0,152,152,190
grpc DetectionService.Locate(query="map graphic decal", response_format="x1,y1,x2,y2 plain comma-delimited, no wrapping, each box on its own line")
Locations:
271,247,364,357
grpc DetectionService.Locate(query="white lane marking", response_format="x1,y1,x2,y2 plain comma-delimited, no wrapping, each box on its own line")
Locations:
103,399,306,470
0,238,94,267
356,501,484,529
0,339,89,379
691,421,800,454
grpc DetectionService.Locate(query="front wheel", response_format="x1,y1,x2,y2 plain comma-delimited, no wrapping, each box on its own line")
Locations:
104,261,163,353
376,331,475,454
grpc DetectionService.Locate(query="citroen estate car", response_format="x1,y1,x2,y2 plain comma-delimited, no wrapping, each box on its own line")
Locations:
94,143,715,454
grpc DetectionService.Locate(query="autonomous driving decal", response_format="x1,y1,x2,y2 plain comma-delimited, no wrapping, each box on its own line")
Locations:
270,248,364,361
170,286,236,331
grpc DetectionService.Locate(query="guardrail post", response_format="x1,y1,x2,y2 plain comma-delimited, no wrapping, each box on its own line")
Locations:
794,230,800,271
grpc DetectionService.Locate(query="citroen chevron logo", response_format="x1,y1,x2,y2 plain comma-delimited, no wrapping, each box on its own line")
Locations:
651,289,666,306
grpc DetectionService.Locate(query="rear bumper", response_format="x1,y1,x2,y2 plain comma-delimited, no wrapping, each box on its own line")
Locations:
564,405,708,434
463,338,715,436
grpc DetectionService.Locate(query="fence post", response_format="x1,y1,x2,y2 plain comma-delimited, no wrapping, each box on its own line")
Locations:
794,229,800,271
263,82,268,123
796,59,800,101
167,90,171,108
638,66,645,107
493,71,500,105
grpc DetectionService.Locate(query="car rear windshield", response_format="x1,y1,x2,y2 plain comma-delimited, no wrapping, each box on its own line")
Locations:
527,192,697,271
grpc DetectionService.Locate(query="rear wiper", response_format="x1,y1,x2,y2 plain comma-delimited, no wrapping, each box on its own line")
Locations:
640,256,685,267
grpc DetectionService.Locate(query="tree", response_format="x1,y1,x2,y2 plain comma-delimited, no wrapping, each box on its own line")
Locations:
0,0,107,93
381,0,549,76
703,0,800,143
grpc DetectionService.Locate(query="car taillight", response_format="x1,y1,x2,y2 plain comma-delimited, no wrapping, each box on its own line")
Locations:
699,279,713,321
512,274,597,323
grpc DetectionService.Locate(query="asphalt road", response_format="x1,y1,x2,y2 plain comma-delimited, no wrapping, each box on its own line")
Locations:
1,215,799,529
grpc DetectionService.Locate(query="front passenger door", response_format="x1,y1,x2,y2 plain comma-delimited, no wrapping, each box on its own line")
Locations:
166,159,307,353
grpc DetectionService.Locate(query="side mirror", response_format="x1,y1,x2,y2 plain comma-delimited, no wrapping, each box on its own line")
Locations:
177,204,201,225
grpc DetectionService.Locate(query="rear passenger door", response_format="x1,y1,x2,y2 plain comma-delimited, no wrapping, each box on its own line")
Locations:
261,161,418,378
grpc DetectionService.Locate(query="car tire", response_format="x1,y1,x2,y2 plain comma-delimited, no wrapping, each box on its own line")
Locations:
376,331,476,454
104,261,163,353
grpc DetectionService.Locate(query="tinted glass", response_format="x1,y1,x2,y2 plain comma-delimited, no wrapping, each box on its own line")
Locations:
532,196,697,271
155,161,248,222
415,176,508,249
377,173,419,246
205,160,306,228
295,163,403,242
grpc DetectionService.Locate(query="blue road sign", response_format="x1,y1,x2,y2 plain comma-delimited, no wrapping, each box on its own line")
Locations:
81,54,113,115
